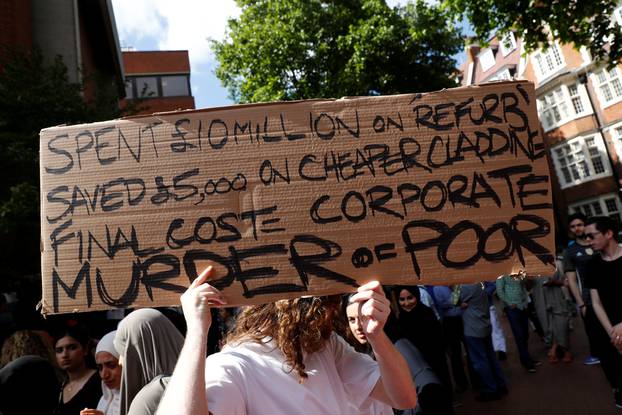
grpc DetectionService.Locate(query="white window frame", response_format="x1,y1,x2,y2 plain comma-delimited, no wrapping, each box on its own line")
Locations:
609,120,622,161
551,134,611,189
592,66,622,108
499,32,517,57
569,193,622,223
531,43,565,82
487,67,512,82
537,82,592,131
478,48,496,72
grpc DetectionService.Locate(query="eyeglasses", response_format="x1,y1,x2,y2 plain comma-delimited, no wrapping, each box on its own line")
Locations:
584,231,602,240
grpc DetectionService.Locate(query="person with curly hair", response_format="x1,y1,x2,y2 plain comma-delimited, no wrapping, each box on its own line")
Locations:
158,266,418,415
0,329,57,369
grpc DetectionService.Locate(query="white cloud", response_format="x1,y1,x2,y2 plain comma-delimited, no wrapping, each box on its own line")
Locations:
112,0,168,44
111,0,240,72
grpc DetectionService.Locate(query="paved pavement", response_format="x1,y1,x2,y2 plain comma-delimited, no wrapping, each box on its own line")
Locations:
454,306,618,415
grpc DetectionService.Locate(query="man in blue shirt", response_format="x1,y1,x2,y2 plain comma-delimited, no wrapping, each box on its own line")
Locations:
434,285,468,392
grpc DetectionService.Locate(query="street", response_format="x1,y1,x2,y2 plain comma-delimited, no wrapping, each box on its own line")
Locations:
456,306,617,414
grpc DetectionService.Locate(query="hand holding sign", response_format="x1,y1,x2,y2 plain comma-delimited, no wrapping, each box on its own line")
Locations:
349,281,391,340
180,266,227,333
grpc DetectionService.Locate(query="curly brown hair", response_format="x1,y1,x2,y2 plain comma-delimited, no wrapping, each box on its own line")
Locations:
226,295,342,382
0,330,57,368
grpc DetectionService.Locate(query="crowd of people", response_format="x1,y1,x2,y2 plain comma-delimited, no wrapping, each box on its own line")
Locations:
0,213,621,414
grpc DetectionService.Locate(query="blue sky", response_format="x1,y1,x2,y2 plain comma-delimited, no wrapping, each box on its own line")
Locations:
111,0,466,109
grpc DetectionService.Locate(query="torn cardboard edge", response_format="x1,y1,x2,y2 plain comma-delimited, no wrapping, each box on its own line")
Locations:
39,80,555,314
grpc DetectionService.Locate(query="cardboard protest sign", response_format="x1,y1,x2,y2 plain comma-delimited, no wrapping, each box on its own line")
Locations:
39,80,555,314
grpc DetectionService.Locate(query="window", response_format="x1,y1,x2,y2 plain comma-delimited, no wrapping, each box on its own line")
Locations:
499,32,516,56
539,88,569,129
487,68,512,82
594,67,622,106
570,194,622,223
532,44,564,80
135,76,158,97
584,136,606,174
161,75,189,97
610,122,622,160
551,135,611,188
537,82,590,131
478,48,496,72
124,79,133,99
125,75,191,99
567,84,584,113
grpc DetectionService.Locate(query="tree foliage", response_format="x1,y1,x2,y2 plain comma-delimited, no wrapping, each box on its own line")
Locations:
0,47,125,279
212,0,463,103
443,0,622,65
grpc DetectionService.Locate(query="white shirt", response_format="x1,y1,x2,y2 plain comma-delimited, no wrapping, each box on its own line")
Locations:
204,333,382,415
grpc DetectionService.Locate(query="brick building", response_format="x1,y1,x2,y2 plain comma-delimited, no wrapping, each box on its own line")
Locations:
120,50,195,114
459,27,622,242
0,0,125,105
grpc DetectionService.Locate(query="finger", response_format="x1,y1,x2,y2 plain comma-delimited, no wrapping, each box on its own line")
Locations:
194,283,224,297
350,290,389,305
360,301,389,317
350,288,386,302
191,266,213,288
199,292,227,305
357,280,382,293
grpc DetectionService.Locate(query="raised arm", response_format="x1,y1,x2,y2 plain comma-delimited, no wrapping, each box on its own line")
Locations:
156,267,226,415
349,281,418,409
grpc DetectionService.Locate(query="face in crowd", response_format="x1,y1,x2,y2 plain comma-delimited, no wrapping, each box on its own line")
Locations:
96,351,122,390
585,223,610,252
398,289,418,312
346,302,367,345
55,335,87,372
569,218,586,239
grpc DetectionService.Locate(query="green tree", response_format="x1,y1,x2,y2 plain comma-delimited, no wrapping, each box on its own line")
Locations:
443,0,622,65
0,47,125,281
212,0,463,103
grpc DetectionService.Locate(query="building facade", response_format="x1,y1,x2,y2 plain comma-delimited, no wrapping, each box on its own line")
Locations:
460,29,622,242
0,0,125,105
120,50,195,114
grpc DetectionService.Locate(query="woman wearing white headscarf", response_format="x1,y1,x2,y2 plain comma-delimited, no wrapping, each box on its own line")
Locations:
80,331,122,415
96,331,121,415
114,309,184,415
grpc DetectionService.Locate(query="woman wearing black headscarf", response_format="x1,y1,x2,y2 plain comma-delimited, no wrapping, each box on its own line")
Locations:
0,355,59,415
392,286,452,392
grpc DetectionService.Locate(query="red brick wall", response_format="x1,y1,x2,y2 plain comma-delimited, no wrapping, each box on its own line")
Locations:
543,116,598,146
120,95,195,115
0,0,32,50
560,43,584,70
562,177,618,204
602,98,622,124
123,51,190,74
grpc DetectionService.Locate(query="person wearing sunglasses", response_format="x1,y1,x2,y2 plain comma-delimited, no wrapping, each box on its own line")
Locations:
562,212,604,366
584,216,622,409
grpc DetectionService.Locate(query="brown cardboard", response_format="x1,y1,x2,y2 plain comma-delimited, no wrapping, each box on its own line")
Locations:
39,80,555,315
